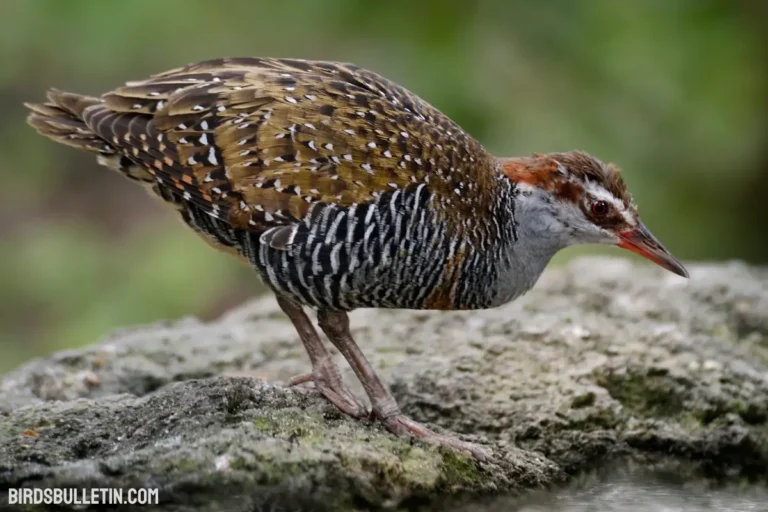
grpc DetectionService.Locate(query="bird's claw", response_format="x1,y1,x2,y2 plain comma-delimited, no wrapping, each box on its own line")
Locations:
288,360,368,419
379,413,490,461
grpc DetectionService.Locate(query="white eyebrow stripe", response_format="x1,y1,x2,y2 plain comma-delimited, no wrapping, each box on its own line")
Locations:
584,182,623,209
583,181,635,224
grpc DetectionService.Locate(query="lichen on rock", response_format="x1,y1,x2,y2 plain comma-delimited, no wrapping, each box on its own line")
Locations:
1,257,767,510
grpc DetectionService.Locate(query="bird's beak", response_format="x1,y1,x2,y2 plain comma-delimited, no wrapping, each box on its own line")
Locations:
617,222,689,278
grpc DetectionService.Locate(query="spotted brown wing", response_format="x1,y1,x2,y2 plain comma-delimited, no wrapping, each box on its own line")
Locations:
83,58,496,247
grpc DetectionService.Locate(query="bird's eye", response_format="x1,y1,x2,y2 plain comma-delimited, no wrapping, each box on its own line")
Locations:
591,200,610,217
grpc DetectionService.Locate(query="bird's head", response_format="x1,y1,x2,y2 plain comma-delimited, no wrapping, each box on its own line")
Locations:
501,151,688,278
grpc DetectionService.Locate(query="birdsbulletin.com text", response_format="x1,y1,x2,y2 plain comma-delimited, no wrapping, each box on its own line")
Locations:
7,487,159,506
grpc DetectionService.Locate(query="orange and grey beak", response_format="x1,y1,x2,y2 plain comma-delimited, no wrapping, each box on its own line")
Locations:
617,222,689,278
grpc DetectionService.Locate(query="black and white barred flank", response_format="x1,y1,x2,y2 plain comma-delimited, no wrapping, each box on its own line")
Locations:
183,178,519,311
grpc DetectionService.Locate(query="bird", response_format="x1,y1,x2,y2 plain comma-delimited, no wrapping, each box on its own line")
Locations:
25,57,688,459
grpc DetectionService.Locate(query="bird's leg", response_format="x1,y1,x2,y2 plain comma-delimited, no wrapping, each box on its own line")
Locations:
276,296,367,418
316,309,489,460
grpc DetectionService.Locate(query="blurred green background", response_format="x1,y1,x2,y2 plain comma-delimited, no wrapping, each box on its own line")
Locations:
1,0,766,375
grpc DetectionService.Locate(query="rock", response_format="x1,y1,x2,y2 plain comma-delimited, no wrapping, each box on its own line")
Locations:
1,257,767,511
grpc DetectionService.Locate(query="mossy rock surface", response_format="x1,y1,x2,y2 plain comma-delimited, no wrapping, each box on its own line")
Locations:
1,257,767,511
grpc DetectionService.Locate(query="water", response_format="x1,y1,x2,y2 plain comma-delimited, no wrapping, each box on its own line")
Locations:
446,467,768,512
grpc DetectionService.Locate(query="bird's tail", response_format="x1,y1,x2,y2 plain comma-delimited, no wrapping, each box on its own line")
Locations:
24,89,109,154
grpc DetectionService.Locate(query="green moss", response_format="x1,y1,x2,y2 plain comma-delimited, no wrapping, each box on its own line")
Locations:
223,384,253,415
375,347,405,354
227,457,249,471
401,448,440,485
565,407,623,431
712,324,733,339
169,457,204,473
571,392,596,409
677,411,708,432
253,416,278,432
737,402,768,425
248,411,339,449
34,417,52,428
597,369,768,439
258,461,308,483
695,400,768,427
597,371,685,418
439,450,484,489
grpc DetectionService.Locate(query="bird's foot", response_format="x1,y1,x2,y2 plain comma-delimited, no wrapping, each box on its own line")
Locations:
378,413,490,461
288,359,368,418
